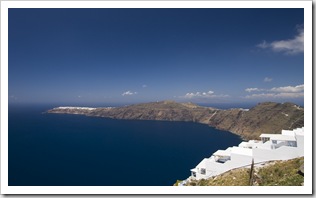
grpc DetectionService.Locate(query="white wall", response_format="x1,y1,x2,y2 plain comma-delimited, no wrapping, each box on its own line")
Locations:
296,134,304,156
253,146,300,163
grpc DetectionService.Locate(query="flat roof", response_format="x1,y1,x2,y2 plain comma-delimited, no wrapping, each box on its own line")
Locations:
239,140,262,147
231,147,253,156
238,142,248,147
270,135,296,141
295,131,304,136
281,130,295,136
196,158,210,168
213,150,231,157
260,134,275,138
190,168,197,172
260,134,296,141
293,128,304,136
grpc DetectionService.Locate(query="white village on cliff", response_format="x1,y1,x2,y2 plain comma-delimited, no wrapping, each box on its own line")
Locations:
179,127,304,185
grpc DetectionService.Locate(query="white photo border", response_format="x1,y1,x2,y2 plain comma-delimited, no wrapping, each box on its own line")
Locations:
1,0,312,195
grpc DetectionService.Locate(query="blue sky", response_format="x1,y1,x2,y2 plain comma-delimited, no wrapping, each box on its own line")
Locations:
9,8,304,106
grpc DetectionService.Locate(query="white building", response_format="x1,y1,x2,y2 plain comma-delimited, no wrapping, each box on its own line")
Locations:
189,127,304,181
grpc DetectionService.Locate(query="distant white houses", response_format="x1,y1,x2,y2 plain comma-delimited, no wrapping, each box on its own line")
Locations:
188,127,304,181
54,107,97,111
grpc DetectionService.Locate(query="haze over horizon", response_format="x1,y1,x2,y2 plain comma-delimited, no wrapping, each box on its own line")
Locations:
9,8,304,106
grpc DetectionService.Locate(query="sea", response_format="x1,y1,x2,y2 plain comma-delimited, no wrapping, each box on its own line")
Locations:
8,104,242,186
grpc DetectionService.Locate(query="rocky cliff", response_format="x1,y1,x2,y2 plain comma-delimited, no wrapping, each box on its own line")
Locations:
47,101,304,140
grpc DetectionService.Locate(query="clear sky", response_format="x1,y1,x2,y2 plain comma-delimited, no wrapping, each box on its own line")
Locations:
9,8,304,106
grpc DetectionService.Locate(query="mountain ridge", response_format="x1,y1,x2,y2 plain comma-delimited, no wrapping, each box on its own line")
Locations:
47,101,304,140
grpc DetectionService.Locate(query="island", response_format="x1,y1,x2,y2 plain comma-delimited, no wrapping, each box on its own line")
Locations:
47,100,304,140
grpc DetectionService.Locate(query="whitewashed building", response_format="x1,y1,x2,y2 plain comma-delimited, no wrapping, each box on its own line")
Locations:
189,127,304,181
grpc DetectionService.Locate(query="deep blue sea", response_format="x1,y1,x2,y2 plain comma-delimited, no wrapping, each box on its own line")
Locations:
9,104,242,186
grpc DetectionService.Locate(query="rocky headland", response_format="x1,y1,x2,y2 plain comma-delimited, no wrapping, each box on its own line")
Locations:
47,101,304,140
